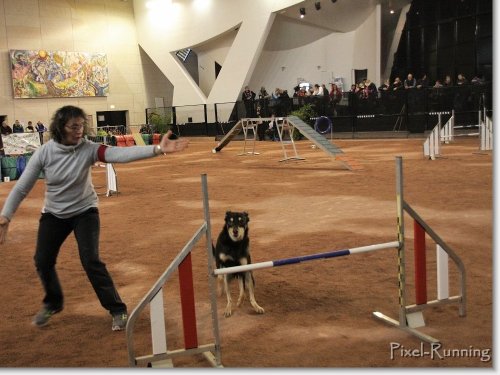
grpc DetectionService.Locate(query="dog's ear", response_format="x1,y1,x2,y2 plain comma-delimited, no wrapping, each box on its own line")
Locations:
243,211,249,222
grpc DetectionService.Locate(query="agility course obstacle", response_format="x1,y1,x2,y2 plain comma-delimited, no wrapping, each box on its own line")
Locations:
212,120,244,153
105,163,118,196
423,111,452,160
237,118,261,156
94,163,118,197
212,115,356,169
424,109,492,159
213,241,399,275
479,108,493,151
125,157,466,367
373,157,466,341
126,174,222,368
211,117,303,161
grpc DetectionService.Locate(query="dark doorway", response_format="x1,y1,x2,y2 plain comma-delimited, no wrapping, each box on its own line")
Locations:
354,69,368,84
96,110,127,133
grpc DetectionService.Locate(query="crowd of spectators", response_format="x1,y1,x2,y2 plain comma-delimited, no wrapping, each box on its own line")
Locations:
239,72,489,120
1,119,47,144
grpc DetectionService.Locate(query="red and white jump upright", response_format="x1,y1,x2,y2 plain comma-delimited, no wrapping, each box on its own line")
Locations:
125,174,222,368
373,157,466,342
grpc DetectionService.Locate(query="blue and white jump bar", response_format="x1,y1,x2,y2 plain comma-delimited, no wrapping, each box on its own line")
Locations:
213,241,400,276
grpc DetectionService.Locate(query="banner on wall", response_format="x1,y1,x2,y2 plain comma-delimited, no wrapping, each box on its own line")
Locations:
10,49,109,98
1,133,41,155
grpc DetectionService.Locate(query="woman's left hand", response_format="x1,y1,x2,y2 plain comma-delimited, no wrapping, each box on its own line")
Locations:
159,130,189,154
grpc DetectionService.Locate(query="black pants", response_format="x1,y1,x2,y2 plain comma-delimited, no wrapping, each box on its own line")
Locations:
34,208,127,315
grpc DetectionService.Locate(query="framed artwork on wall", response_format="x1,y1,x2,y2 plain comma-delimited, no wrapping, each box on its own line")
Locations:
9,49,109,98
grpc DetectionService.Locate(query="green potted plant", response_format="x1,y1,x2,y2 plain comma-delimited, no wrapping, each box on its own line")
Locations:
148,112,172,136
288,103,317,140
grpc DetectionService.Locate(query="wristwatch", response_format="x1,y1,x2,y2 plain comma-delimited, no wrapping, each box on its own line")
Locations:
154,145,163,156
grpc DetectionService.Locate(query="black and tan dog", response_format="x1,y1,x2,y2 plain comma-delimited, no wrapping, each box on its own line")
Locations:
213,211,264,317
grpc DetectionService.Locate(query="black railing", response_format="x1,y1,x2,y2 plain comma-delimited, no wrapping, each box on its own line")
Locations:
144,82,491,137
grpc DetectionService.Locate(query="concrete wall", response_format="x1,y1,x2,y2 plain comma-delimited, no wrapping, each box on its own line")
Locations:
251,6,380,95
0,0,170,128
0,0,386,127
133,0,382,121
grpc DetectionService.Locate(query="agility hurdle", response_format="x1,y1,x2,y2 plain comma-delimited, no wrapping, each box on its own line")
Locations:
213,156,466,346
424,109,491,159
423,111,452,159
126,157,466,367
479,107,493,151
373,157,466,339
125,174,223,368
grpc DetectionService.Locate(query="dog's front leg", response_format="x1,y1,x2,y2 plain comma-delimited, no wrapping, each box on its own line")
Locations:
223,275,233,317
246,272,265,314
217,275,224,297
236,276,246,307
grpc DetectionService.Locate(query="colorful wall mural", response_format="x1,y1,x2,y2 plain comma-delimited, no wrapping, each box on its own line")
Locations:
10,50,109,98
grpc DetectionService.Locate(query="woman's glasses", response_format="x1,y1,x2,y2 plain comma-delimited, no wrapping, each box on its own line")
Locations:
65,124,85,131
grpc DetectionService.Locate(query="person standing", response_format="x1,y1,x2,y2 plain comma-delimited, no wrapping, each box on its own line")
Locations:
241,85,256,118
35,120,47,144
0,105,189,331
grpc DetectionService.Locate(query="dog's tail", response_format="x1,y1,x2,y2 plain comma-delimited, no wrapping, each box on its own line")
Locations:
212,243,216,257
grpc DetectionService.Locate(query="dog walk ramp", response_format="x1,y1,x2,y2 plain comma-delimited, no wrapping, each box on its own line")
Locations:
286,116,361,170
212,120,243,153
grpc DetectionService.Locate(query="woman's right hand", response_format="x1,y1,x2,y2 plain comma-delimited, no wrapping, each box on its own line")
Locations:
0,216,10,244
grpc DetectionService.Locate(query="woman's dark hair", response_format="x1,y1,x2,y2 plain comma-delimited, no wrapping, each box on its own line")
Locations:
49,105,88,143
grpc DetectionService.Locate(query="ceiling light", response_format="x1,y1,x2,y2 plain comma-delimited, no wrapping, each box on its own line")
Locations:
390,9,395,14
315,1,321,10
299,7,306,18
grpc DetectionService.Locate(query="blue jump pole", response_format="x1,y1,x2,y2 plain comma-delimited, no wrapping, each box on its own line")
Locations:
213,241,399,276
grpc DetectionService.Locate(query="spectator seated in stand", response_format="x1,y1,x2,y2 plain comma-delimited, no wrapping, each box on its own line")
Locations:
416,74,429,89
1,121,13,135
12,120,24,133
25,121,35,133
404,73,416,89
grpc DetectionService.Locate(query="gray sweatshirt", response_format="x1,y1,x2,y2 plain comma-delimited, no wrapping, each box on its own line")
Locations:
1,139,159,220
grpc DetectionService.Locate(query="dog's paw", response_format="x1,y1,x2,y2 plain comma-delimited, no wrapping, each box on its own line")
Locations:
251,302,265,314
224,304,233,317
